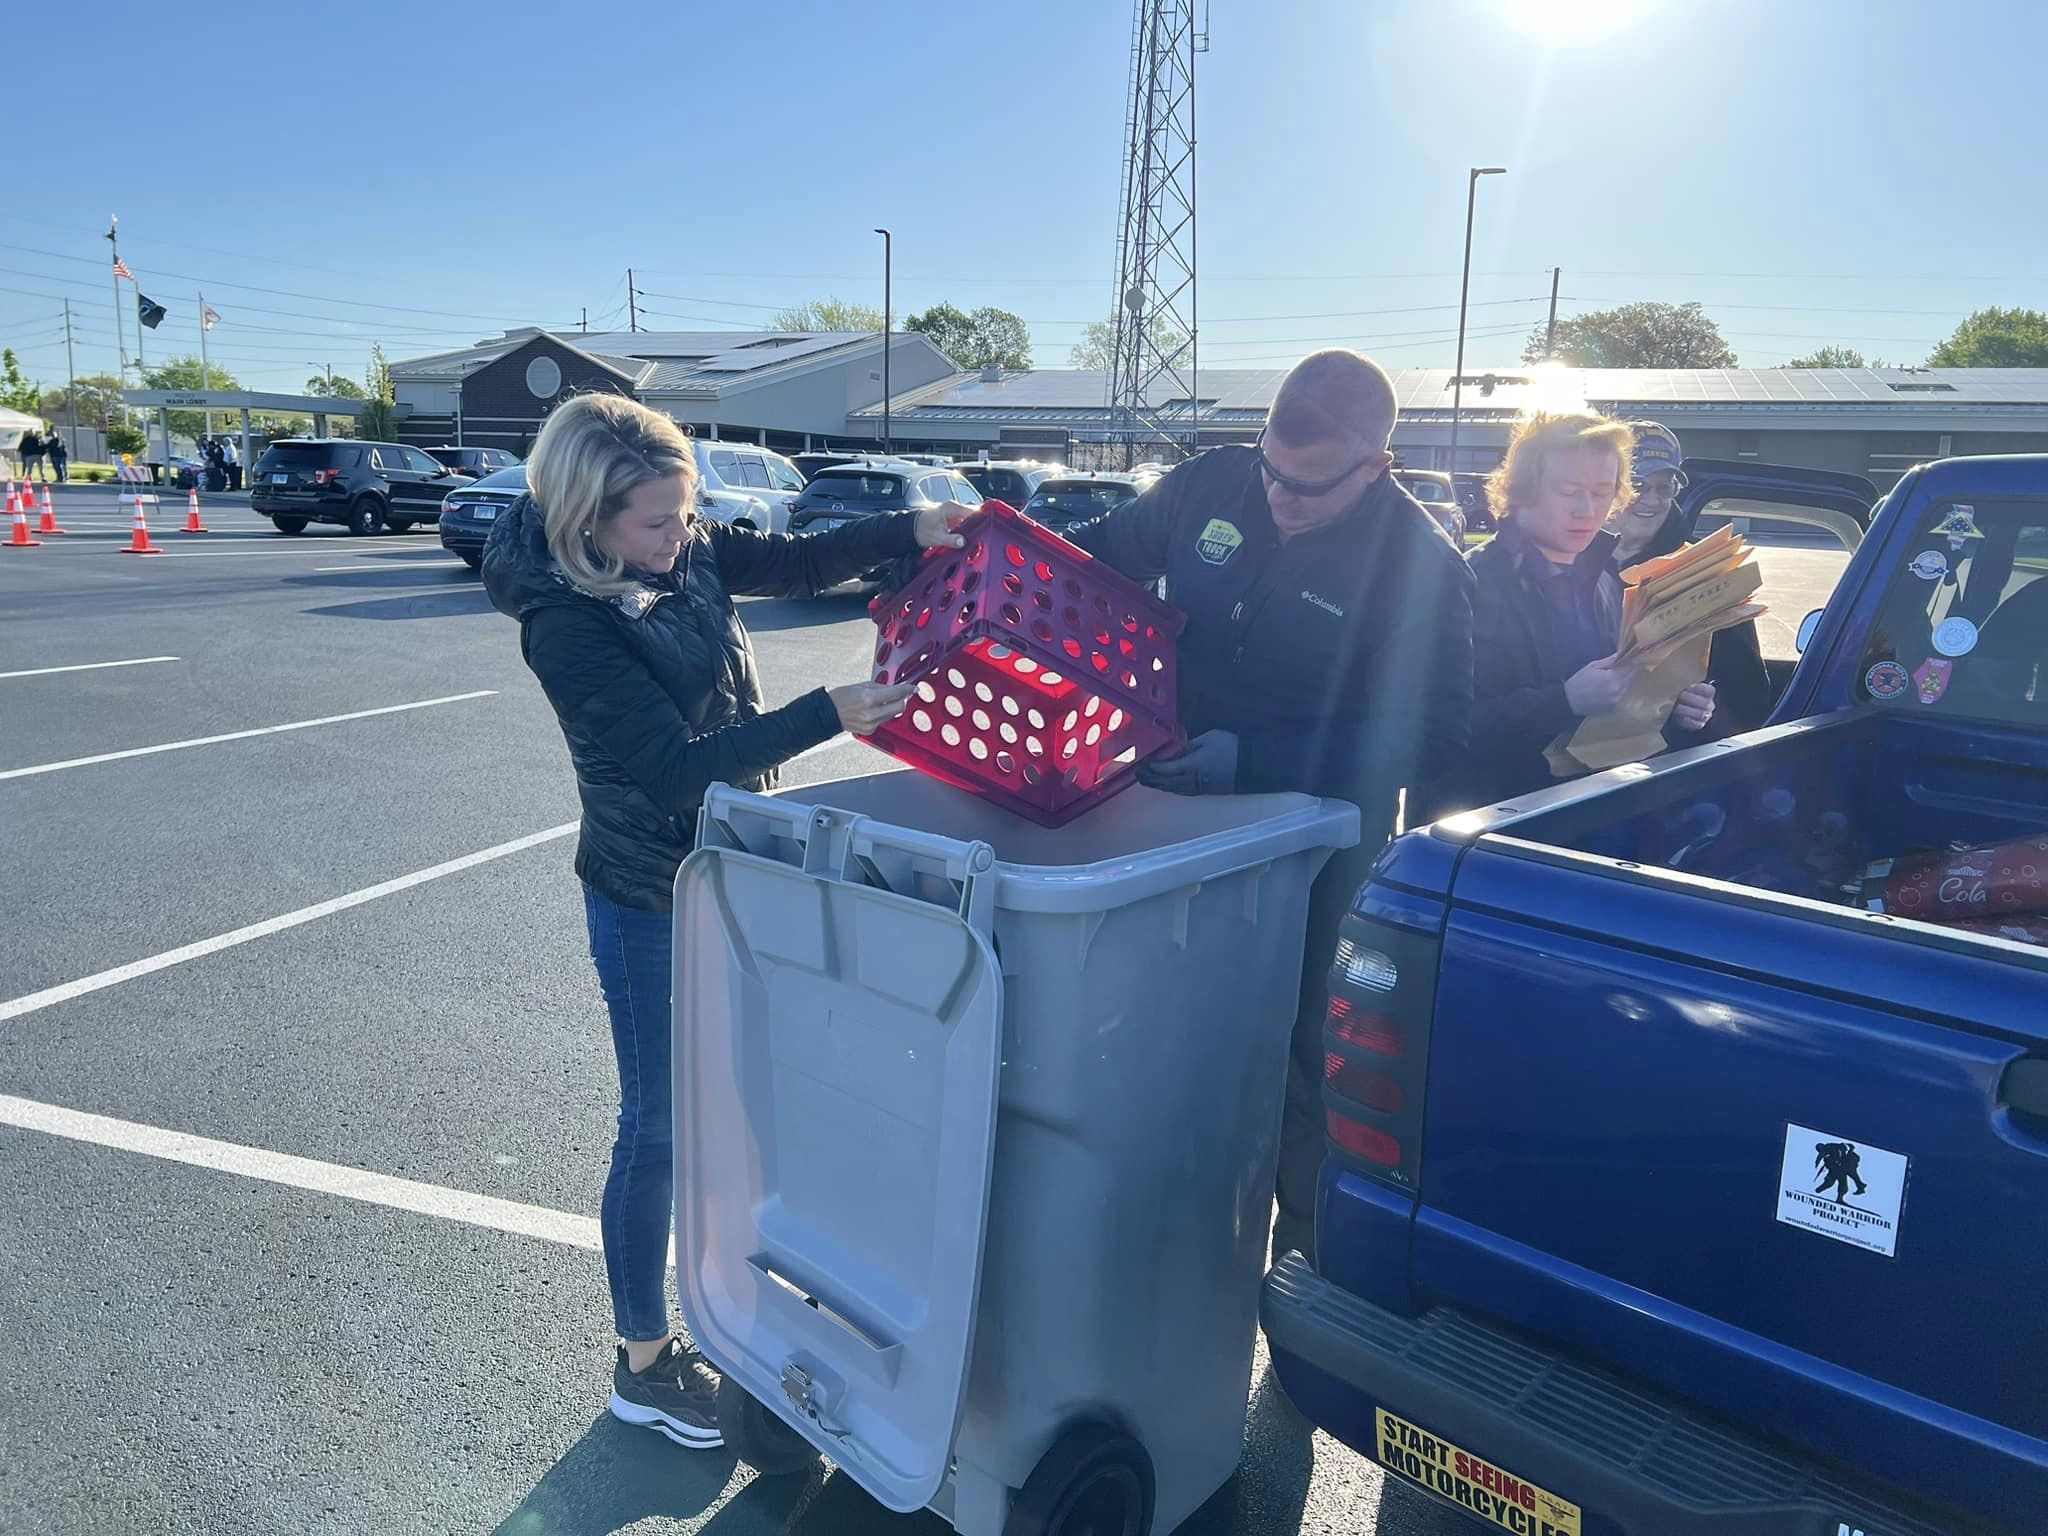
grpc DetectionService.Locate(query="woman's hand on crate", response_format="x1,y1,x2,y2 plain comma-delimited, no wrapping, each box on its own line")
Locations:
914,502,975,551
830,680,918,737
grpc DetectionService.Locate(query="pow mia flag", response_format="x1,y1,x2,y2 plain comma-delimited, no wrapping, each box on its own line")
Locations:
137,292,167,330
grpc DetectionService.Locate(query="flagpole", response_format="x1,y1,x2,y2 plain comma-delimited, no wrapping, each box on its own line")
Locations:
106,217,127,389
198,290,212,437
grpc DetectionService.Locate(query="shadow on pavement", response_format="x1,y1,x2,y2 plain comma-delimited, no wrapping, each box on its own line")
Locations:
493,1414,738,1535
695,1461,950,1535
300,587,496,621
283,567,473,590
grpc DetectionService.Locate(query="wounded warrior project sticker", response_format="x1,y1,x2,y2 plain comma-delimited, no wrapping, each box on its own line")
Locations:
1775,1123,1909,1257
1195,517,1244,565
1375,1409,1581,1535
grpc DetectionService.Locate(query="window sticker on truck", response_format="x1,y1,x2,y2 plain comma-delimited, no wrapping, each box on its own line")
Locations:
1373,1408,1582,1536
1775,1124,1909,1257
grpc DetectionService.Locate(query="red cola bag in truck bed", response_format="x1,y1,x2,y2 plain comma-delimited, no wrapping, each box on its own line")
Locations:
1853,833,2048,923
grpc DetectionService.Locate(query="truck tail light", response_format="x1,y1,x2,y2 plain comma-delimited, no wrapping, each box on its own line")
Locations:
1322,916,1439,1189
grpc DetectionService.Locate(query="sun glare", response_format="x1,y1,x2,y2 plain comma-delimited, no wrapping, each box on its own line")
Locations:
1495,0,1646,41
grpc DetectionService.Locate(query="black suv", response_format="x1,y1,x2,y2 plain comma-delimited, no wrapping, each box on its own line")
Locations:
426,445,521,479
250,439,472,536
955,460,1055,508
788,464,983,591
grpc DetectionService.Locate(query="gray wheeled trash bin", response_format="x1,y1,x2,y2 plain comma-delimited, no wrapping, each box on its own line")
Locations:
673,769,1358,1536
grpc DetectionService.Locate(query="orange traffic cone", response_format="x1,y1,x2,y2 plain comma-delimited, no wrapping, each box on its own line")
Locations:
120,494,162,556
35,484,67,536
181,486,211,534
4,489,41,548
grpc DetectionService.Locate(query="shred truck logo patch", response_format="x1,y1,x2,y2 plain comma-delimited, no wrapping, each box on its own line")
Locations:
1775,1123,1909,1257
1374,1409,1581,1535
1195,517,1243,565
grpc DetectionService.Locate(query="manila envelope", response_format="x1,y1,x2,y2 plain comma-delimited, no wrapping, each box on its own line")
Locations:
1623,560,1764,655
1555,633,1714,773
1619,524,1737,587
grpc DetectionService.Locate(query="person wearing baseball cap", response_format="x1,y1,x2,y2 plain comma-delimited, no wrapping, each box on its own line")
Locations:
1610,420,1777,735
1611,421,1688,565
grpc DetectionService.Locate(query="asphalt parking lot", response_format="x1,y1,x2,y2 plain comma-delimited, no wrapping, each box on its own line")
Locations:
0,482,1499,1536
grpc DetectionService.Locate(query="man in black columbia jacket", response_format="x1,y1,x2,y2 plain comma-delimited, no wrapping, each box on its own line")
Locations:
1067,349,1475,1261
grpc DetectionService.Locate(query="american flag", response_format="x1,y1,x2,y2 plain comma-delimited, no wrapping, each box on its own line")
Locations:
112,256,135,281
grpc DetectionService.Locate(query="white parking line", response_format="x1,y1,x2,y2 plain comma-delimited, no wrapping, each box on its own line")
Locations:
138,542,429,559
0,690,496,782
0,1093,600,1250
312,561,462,573
0,821,575,1023
0,656,179,680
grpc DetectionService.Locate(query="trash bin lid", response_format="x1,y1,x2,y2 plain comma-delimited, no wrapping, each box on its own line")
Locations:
673,842,1004,1513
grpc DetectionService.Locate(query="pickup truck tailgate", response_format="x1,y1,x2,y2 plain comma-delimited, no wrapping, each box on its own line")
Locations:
1417,838,2048,1495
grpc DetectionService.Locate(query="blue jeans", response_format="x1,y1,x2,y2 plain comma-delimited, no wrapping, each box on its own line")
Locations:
582,882,676,1343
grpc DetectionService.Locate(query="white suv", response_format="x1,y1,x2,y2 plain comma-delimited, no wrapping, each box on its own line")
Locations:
694,442,807,533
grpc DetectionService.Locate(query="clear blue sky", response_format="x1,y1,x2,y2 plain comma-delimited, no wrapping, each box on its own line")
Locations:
9,0,2045,399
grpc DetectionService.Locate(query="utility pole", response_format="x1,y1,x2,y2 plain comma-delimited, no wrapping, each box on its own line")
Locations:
873,229,892,454
627,269,639,333
325,362,334,386
581,307,588,333
1544,267,1561,360
198,289,213,437
63,299,78,449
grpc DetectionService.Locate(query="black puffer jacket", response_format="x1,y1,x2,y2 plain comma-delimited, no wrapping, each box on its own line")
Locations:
483,496,919,910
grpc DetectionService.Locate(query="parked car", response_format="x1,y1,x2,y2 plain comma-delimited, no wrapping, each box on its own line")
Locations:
1264,455,2048,1535
250,438,469,536
791,450,866,482
695,442,807,533
889,452,956,468
1452,469,1496,533
1019,471,1152,534
1394,468,1467,544
425,445,521,480
437,464,528,571
953,459,1057,509
788,463,983,589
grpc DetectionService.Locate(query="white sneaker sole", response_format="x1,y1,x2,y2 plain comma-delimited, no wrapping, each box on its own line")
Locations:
609,1390,724,1449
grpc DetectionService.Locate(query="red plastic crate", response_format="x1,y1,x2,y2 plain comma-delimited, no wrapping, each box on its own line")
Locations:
866,500,1185,826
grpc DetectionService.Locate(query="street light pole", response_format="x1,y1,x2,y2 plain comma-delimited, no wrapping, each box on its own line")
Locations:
1449,166,1506,477
873,228,892,455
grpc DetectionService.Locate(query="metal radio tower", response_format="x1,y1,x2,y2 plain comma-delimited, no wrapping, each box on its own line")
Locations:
1106,0,1207,465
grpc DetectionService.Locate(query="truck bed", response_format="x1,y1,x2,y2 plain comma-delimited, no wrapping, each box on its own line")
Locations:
1411,710,2048,1520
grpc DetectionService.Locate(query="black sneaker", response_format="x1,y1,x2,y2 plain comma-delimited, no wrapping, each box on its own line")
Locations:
609,1340,723,1449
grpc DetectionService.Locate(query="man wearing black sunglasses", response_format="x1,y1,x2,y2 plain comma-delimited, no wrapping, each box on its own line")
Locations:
1067,347,1475,1261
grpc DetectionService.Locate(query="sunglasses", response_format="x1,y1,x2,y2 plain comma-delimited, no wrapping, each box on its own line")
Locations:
1256,432,1379,497
1631,469,1688,496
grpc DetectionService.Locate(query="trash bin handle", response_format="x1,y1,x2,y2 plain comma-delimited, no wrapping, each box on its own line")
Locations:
698,784,998,937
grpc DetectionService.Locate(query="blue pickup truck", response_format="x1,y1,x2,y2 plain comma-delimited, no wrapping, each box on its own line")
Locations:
1262,455,2048,1535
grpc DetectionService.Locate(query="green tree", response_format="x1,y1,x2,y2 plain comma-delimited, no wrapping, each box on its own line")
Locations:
904,303,1032,370
1067,313,1190,371
305,372,366,399
38,373,126,431
0,347,39,413
140,354,241,443
358,343,398,440
1785,346,1871,368
769,297,887,332
1522,302,1738,368
1926,306,2048,367
106,422,147,457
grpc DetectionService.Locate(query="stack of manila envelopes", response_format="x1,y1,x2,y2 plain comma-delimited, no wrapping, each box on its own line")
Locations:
1546,525,1768,776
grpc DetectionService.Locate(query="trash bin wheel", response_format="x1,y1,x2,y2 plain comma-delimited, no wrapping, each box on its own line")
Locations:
714,1376,817,1476
1005,1422,1155,1536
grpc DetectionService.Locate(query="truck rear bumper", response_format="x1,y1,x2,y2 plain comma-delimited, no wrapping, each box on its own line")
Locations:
1260,1254,1990,1536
